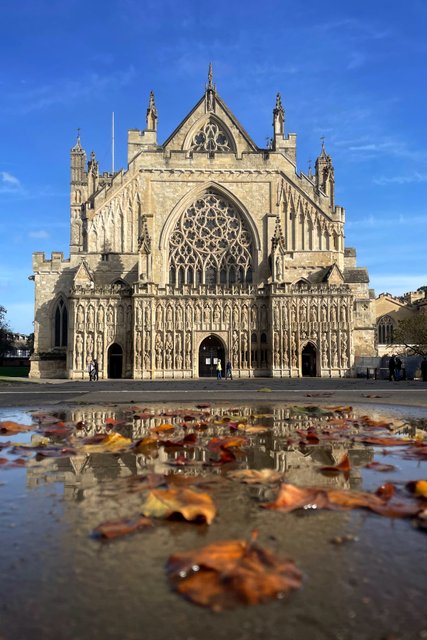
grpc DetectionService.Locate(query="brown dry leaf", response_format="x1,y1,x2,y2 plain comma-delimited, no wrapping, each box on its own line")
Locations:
325,406,353,413
319,453,351,474
151,423,175,434
237,424,269,434
227,469,283,485
0,421,33,435
141,487,216,524
365,461,397,472
92,516,153,540
132,435,159,453
207,436,248,452
82,432,132,452
357,435,412,447
166,534,302,610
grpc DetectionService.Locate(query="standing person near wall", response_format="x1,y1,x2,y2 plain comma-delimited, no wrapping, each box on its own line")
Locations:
421,358,427,382
388,355,396,381
216,359,222,380
225,360,233,380
394,356,402,381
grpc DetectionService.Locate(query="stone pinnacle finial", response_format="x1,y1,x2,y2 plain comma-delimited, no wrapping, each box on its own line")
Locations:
72,128,82,151
148,90,157,115
208,62,213,90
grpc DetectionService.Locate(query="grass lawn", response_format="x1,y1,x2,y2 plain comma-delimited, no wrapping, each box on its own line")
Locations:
0,366,30,377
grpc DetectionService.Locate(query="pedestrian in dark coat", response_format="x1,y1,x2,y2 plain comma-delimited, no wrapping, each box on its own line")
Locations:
394,356,402,381
421,358,427,382
388,355,396,381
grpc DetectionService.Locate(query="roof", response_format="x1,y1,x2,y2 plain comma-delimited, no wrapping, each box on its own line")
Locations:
343,268,370,283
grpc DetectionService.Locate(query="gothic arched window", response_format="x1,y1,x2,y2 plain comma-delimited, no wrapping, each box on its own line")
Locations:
190,119,233,153
54,298,68,347
169,190,253,288
377,315,395,344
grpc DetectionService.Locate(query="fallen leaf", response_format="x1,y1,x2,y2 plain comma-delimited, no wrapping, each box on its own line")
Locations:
151,423,175,434
82,432,132,452
227,469,283,485
319,453,351,474
166,534,302,610
406,480,427,499
365,462,397,472
141,487,216,524
237,425,269,434
0,421,33,435
207,436,248,451
91,516,153,540
257,387,272,393
356,435,412,447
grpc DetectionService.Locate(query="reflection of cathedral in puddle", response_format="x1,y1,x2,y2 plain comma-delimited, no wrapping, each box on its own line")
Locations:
25,405,374,496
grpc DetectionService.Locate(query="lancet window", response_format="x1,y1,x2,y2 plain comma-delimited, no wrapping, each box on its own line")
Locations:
377,315,395,344
190,120,233,153
169,191,253,287
54,298,68,347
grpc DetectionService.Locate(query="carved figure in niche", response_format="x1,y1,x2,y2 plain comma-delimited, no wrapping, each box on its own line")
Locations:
291,334,297,368
96,334,103,367
242,306,248,328
135,304,142,325
166,306,173,323
276,257,283,281
283,304,288,325
301,304,307,322
107,306,114,324
340,305,347,322
260,305,267,328
77,305,84,325
144,351,150,370
233,331,239,359
195,304,202,324
291,304,297,323
204,304,211,324
321,305,328,322
117,305,124,325
86,333,94,358
144,305,150,326
251,305,257,326
155,333,163,369
282,335,289,367
273,332,280,367
176,305,183,325
273,303,280,328
87,306,95,326
166,352,172,369
331,335,338,368
322,335,329,369
224,304,231,323
213,304,221,323
331,305,338,323
156,305,163,326
176,353,182,369
75,334,83,369
185,332,192,369
165,332,173,354
310,305,317,323
97,306,104,326
136,332,142,355
176,332,182,353
341,334,348,367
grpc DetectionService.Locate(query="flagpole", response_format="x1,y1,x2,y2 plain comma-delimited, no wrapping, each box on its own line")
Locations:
112,111,115,174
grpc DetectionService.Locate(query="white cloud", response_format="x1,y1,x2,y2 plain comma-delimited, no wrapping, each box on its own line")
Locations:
0,171,22,193
28,230,50,239
373,172,427,185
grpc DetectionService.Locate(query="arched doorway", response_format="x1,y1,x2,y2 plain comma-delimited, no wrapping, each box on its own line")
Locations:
199,335,225,377
301,343,317,377
107,343,123,379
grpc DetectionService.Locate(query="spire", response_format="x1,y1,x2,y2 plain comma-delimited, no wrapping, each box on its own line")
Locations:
273,92,285,141
71,128,83,152
146,90,158,131
70,128,86,185
315,137,334,207
205,63,216,112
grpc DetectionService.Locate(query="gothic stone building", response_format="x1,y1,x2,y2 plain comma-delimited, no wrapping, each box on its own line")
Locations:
30,69,376,379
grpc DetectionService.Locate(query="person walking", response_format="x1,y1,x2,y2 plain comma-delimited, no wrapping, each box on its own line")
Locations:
421,357,427,382
216,359,222,380
394,356,402,381
225,360,232,380
388,355,396,381
88,360,95,381
92,359,99,381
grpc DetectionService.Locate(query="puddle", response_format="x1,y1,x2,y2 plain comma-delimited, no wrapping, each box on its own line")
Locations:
0,402,426,640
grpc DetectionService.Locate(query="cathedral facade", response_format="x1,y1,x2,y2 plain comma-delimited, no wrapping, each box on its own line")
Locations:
30,68,376,380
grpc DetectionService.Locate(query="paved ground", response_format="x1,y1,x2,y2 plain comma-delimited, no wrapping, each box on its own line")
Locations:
0,376,427,409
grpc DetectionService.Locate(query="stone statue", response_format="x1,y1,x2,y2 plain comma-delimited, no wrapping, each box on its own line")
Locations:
75,334,83,369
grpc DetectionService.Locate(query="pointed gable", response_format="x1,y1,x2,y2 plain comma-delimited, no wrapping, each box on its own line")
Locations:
322,263,344,284
74,261,94,287
162,76,258,156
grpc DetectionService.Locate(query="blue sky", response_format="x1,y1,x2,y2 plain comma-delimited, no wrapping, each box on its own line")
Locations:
1,0,426,334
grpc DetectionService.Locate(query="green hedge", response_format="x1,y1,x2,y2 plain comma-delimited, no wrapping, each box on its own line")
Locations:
0,366,30,377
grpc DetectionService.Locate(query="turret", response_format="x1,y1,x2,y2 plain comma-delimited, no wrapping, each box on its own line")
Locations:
271,92,296,162
273,93,284,138
315,141,335,209
87,150,99,197
146,90,158,131
70,131,87,254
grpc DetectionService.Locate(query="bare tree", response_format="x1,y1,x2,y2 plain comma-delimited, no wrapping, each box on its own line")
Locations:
0,306,13,357
394,312,427,356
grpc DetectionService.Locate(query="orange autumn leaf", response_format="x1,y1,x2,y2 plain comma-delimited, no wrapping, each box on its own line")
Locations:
92,516,153,540
166,535,302,611
0,421,33,435
132,435,159,452
82,432,131,452
151,423,175,434
227,469,283,485
406,480,427,499
319,453,351,474
207,436,248,452
357,435,411,447
141,487,216,524
237,424,269,434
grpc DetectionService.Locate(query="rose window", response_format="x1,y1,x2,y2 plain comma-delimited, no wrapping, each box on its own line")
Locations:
169,191,253,287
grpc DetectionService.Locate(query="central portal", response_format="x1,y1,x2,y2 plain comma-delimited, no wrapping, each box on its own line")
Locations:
199,335,225,377
301,343,317,377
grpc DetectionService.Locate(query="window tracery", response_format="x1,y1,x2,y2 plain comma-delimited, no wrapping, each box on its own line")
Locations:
54,298,68,347
169,191,253,287
190,120,233,153
377,315,395,344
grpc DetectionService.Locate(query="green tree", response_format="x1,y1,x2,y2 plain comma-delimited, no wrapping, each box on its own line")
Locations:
0,306,13,357
26,332,34,355
394,312,427,356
